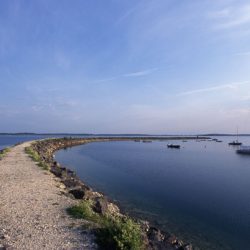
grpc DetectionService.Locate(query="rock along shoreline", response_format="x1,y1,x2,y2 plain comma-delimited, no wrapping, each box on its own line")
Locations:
29,137,207,250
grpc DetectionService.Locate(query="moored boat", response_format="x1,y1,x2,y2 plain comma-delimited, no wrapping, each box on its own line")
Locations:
236,146,250,154
229,127,242,146
167,144,180,149
228,141,242,146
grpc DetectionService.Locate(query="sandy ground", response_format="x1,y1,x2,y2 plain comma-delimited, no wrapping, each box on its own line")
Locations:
0,142,97,250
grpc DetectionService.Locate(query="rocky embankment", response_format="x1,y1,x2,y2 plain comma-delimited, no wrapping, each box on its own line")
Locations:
31,137,194,250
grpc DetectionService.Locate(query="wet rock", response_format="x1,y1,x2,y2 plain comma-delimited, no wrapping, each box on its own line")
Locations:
183,244,193,250
50,166,68,178
66,169,76,177
166,235,178,245
148,227,165,242
140,220,150,233
69,188,86,199
50,166,63,177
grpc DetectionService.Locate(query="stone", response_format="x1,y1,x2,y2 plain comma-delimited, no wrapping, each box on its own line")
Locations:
69,188,86,199
148,227,165,242
183,244,193,250
93,197,109,215
107,202,120,214
166,235,178,245
50,166,63,177
62,178,80,188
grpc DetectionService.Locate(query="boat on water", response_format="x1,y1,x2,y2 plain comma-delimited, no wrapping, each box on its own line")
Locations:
229,141,242,146
229,127,242,146
142,140,152,143
167,144,180,149
236,146,250,155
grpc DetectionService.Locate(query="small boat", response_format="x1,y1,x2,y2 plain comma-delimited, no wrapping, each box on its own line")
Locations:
134,139,140,142
167,144,180,149
229,127,242,146
228,141,242,146
216,140,222,143
236,146,250,155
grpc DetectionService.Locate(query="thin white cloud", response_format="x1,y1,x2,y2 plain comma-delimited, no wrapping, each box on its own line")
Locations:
178,81,250,96
123,68,158,77
94,67,158,83
209,4,250,29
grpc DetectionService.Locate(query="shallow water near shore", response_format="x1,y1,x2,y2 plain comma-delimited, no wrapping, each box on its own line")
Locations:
55,137,250,250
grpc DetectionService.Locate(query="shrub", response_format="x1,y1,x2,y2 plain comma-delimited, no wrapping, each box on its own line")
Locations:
67,200,101,223
97,216,143,250
67,201,144,250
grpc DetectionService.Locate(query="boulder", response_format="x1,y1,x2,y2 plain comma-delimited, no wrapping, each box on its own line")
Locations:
148,227,165,242
50,166,64,177
62,178,82,189
69,188,86,199
93,197,109,215
183,244,193,250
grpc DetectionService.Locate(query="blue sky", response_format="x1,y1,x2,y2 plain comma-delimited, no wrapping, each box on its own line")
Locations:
0,0,250,134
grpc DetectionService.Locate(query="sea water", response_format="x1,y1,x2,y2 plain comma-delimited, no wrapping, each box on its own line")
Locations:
56,137,250,250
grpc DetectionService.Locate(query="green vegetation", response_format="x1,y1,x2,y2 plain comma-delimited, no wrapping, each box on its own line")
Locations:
67,200,99,221
96,216,143,250
0,147,10,160
67,200,144,250
25,146,41,162
25,146,49,170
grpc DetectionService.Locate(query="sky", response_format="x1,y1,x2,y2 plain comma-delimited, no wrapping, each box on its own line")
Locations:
0,0,250,134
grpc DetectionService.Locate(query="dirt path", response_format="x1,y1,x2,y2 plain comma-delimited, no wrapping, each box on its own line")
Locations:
0,142,96,250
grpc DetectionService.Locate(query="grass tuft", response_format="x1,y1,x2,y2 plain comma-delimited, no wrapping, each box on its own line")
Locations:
25,147,41,162
96,216,143,250
67,200,144,250
0,147,10,160
25,146,50,170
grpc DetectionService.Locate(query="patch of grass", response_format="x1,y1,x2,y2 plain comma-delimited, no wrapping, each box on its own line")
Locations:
38,161,50,170
67,200,144,250
0,147,10,160
67,200,101,223
25,146,41,162
25,146,49,170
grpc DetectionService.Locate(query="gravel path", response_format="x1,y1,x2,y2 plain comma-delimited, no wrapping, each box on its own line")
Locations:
0,142,97,250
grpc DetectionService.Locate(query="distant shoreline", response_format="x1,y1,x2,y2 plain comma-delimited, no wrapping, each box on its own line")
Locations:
1,132,250,136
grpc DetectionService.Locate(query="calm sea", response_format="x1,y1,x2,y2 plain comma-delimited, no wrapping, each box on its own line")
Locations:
55,137,250,250
0,135,49,150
